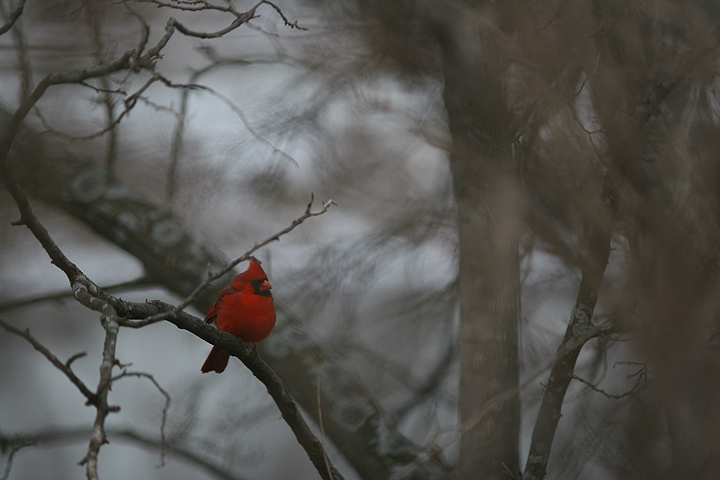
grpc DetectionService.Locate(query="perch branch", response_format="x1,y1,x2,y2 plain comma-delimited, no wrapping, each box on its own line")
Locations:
79,292,346,480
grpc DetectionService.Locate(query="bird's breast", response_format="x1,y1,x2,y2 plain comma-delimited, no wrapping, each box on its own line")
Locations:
214,292,276,343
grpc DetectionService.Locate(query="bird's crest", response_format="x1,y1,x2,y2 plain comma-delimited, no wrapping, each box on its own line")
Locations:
243,257,268,281
228,256,267,286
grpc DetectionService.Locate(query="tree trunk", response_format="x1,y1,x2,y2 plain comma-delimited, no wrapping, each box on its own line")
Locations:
453,168,522,480
437,3,523,477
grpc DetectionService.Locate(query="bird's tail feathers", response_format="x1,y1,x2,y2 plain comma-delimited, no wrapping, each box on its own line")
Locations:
201,346,230,373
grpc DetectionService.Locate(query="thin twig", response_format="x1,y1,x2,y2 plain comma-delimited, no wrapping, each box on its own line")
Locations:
571,363,647,400
154,73,299,166
165,49,306,203
122,194,336,328
111,371,171,467
83,1,120,175
173,10,257,38
0,276,154,313
144,0,260,39
0,0,26,36
317,381,333,480
0,426,247,480
261,0,308,30
139,0,307,31
0,317,96,403
0,0,31,101
35,75,160,141
0,438,32,480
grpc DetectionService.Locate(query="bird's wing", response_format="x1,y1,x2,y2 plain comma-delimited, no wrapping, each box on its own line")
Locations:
204,285,236,324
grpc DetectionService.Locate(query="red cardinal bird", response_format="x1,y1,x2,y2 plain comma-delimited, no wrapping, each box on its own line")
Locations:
201,257,276,373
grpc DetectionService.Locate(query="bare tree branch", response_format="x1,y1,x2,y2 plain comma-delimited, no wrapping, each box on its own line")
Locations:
155,73,299,166
0,317,96,402
0,311,146,479
522,175,617,480
83,1,120,177
571,362,647,400
317,381,334,480
0,276,154,313
139,0,307,32
111,370,172,466
35,75,160,141
0,0,25,37
0,437,32,480
260,0,308,31
0,0,31,101
0,426,248,480
165,48,308,202
73,286,122,479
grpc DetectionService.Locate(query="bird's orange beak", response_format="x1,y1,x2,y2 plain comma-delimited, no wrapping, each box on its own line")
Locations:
258,280,272,292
